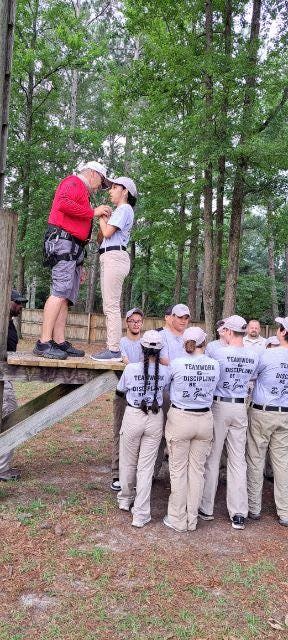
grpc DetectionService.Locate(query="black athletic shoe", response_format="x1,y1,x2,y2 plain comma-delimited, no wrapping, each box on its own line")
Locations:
110,478,121,491
198,510,214,521
33,340,68,360
53,340,85,357
232,514,245,530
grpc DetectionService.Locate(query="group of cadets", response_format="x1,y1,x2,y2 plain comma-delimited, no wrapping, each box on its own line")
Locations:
111,306,288,532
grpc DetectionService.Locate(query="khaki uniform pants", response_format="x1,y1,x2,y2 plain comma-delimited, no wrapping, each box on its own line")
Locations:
100,250,130,352
118,406,163,523
0,381,17,476
247,408,288,518
165,407,213,531
111,393,127,478
200,401,248,519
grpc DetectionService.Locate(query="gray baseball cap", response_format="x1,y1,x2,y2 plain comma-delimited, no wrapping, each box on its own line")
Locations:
109,176,137,197
275,316,288,332
11,289,28,304
266,335,280,347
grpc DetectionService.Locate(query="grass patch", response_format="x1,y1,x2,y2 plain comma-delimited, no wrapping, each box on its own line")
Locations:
67,545,107,564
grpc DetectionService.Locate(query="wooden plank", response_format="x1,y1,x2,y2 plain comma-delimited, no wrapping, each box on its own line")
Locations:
6,352,125,371
1,364,106,385
1,384,79,433
0,371,118,456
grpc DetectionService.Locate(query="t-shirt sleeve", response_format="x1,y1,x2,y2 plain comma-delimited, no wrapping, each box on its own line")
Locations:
120,338,128,358
116,369,127,393
108,204,130,231
160,345,169,360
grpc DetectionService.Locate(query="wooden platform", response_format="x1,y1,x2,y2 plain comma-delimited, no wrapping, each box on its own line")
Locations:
0,352,125,459
1,352,125,384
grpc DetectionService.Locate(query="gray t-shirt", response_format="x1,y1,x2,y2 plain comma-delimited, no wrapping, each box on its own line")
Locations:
120,336,142,363
205,339,227,359
214,345,259,399
100,203,134,248
117,362,171,408
161,328,186,362
253,347,288,407
170,354,220,410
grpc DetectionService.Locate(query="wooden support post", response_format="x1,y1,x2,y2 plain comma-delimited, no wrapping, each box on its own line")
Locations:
0,208,18,428
0,371,118,456
0,0,16,206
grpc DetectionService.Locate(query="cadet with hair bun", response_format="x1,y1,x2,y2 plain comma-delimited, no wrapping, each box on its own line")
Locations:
163,327,220,533
116,330,171,528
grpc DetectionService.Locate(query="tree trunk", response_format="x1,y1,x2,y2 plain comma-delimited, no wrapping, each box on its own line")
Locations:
213,0,232,319
196,260,204,322
285,245,288,316
268,235,279,318
0,0,16,207
188,181,201,320
174,194,186,303
223,0,262,316
202,0,215,339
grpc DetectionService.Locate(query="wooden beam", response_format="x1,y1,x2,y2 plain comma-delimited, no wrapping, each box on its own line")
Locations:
0,371,118,456
1,384,79,433
0,363,113,385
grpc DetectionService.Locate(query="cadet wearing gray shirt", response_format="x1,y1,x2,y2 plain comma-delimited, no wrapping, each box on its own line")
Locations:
252,347,288,408
120,336,142,363
100,203,134,249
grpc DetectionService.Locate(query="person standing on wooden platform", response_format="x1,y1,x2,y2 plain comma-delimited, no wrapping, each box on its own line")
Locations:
91,177,137,363
0,290,28,481
34,161,111,360
111,307,144,492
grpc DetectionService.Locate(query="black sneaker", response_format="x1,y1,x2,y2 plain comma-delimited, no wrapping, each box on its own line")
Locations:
232,514,245,530
0,468,21,481
198,510,214,521
110,478,121,491
53,340,85,357
33,340,68,360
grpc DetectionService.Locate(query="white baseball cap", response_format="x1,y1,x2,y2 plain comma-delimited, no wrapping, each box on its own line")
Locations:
110,176,137,197
275,316,288,332
218,315,247,333
140,330,163,350
80,161,111,188
172,304,190,318
183,327,207,346
266,335,280,347
126,307,144,320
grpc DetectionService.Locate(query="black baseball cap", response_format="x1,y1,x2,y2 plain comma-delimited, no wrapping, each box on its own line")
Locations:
11,289,28,304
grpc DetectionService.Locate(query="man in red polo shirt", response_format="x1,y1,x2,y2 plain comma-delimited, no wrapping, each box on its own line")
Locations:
34,161,111,359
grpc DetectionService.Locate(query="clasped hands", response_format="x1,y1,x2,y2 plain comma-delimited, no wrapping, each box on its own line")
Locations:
94,204,112,219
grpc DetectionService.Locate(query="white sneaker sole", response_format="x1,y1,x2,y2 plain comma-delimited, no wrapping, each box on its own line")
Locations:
163,517,187,533
132,518,151,528
232,522,245,530
90,355,122,362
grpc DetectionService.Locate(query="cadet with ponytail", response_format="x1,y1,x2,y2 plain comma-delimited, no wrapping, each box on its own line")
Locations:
116,331,171,528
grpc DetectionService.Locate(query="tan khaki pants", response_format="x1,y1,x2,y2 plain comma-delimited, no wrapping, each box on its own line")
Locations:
200,401,248,519
118,406,163,523
0,381,17,476
247,408,288,518
111,393,127,478
100,250,130,351
165,406,213,531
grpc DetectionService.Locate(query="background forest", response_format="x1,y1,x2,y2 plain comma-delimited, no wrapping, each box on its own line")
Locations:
4,0,288,336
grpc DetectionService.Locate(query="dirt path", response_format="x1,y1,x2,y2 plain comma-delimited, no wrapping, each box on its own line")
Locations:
0,343,287,639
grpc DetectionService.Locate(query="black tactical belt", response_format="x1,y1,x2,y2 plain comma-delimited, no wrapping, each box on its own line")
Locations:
99,245,127,255
213,396,245,404
127,403,159,410
47,224,87,247
252,403,288,413
172,404,210,413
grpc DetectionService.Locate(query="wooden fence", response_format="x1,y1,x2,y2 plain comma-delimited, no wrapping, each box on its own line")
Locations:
21,309,274,344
